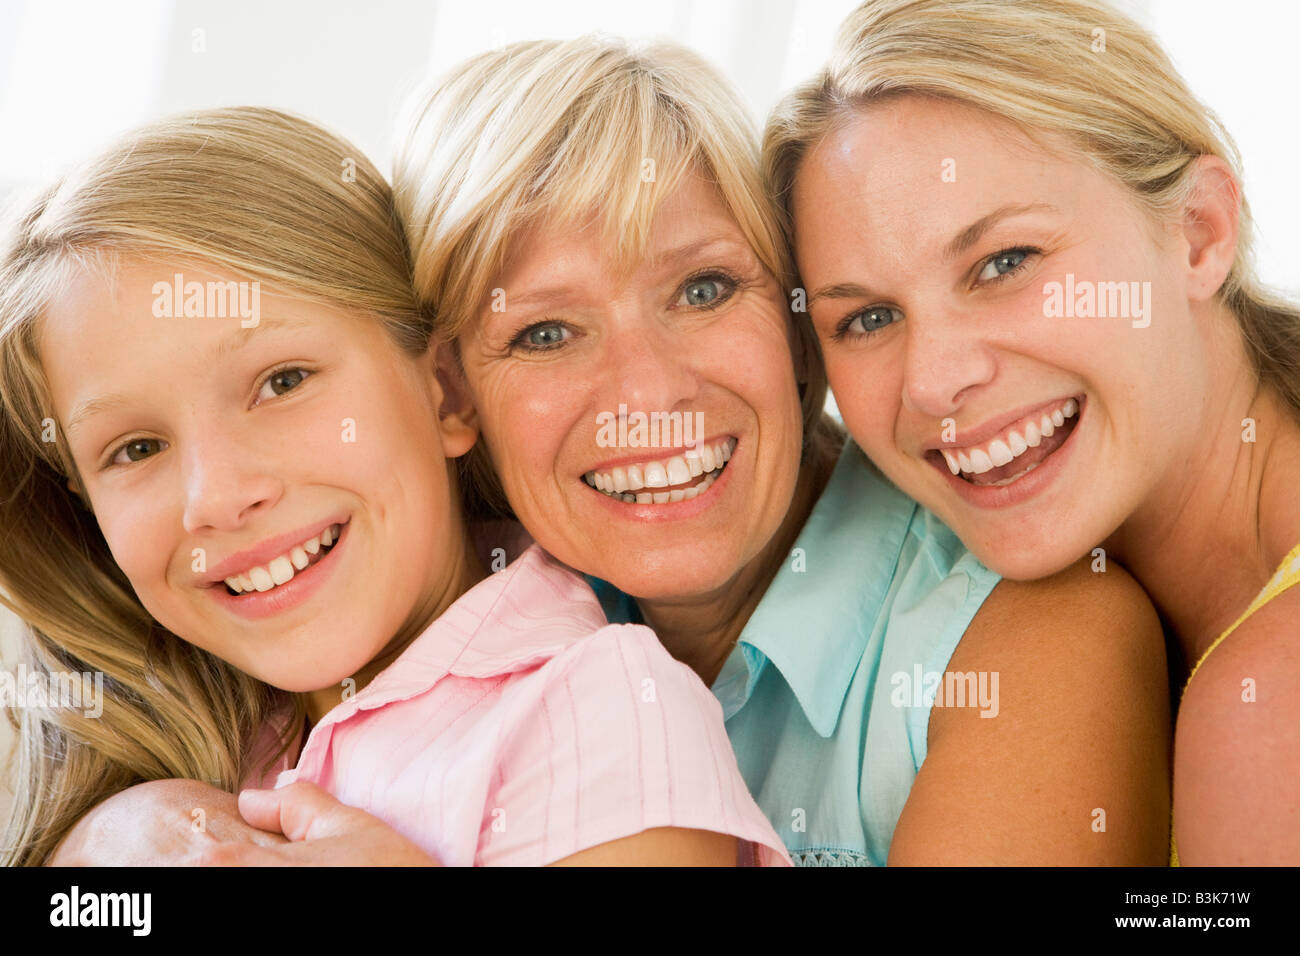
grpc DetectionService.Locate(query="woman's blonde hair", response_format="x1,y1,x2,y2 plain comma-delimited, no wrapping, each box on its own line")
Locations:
0,107,431,865
764,0,1300,417
393,36,840,516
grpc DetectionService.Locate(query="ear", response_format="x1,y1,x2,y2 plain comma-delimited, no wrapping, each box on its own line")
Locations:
1180,155,1240,303
432,341,479,459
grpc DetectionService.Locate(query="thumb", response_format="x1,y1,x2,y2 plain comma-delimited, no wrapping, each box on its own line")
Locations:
238,781,362,842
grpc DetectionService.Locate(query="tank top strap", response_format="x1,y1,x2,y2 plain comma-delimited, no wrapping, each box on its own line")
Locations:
1182,541,1300,698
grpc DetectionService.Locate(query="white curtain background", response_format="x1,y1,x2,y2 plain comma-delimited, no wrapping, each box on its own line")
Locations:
1,0,1297,826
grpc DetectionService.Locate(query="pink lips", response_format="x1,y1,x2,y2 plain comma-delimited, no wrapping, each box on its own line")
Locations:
206,521,349,620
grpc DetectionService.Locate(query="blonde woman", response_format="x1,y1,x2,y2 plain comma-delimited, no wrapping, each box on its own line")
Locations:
768,0,1300,864
0,106,792,866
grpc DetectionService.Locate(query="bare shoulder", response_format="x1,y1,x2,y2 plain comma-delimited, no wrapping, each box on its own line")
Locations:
950,555,1165,680
1175,586,1300,864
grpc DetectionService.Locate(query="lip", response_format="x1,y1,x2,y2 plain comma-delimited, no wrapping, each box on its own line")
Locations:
201,514,351,585
922,394,1083,453
584,438,739,523
582,433,738,475
207,520,350,620
933,396,1086,508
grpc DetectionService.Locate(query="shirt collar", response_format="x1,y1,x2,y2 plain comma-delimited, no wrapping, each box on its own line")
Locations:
311,541,606,730
723,441,917,737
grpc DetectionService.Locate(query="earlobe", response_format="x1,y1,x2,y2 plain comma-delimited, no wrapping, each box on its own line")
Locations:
432,341,479,459
1181,155,1241,302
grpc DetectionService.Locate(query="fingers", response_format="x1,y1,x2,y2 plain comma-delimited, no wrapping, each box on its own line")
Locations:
238,781,363,842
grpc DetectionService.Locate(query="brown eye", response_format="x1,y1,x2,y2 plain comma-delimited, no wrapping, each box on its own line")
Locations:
255,367,311,402
111,437,165,466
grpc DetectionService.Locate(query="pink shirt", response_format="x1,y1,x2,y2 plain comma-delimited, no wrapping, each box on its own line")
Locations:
245,543,790,866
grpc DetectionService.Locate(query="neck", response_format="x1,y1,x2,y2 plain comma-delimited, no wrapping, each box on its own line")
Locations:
1104,371,1300,668
304,518,486,725
635,440,839,687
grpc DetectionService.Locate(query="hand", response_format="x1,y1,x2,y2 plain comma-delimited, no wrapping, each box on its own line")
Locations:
47,778,288,866
191,780,440,866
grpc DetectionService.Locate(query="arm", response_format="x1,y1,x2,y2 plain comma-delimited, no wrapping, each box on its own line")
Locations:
549,828,737,866
888,558,1171,865
1173,588,1300,864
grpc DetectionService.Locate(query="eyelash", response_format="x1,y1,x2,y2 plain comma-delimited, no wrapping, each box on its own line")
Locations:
831,246,1041,342
505,269,745,354
103,364,312,468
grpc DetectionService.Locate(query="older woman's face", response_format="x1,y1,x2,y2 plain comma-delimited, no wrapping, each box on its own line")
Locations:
456,171,804,599
793,95,1211,580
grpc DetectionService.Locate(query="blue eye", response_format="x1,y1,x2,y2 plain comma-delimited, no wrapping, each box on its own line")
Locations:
837,305,902,340
510,322,571,353
679,275,732,308
977,248,1035,282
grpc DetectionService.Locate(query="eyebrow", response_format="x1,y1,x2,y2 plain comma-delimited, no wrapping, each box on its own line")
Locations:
503,235,755,312
66,313,316,434
807,203,1058,307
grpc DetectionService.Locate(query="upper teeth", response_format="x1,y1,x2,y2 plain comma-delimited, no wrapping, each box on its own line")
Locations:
940,398,1079,477
584,437,735,504
224,523,341,594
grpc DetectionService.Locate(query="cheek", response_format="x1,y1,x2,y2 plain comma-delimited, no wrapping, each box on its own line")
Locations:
826,348,902,447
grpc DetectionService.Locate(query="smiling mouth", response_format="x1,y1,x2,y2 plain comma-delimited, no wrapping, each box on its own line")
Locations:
583,437,736,504
222,522,346,595
928,398,1081,487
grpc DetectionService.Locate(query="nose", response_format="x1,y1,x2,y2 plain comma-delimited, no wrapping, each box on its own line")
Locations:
180,423,284,535
599,306,700,419
900,311,997,420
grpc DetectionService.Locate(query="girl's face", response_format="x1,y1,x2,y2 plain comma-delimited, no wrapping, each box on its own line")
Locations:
456,170,805,600
40,259,477,693
793,95,1212,580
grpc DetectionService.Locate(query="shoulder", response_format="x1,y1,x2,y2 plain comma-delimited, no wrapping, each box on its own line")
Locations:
954,555,1164,677
1175,585,1300,863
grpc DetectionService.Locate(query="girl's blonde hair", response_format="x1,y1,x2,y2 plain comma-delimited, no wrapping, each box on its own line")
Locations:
764,0,1300,418
0,107,430,865
393,36,840,516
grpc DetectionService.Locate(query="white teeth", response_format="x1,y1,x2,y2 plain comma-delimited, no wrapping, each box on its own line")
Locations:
583,438,736,505
223,524,342,595
636,492,652,504
945,398,1081,482
987,439,1014,467
665,457,691,485
269,556,294,586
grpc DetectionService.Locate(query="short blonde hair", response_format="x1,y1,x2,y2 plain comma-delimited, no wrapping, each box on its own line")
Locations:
393,36,837,515
765,0,1300,418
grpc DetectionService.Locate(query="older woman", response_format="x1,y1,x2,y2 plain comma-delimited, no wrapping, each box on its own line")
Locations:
770,0,1300,863
49,35,1169,866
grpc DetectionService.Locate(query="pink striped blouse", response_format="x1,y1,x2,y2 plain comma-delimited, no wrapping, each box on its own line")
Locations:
244,543,791,866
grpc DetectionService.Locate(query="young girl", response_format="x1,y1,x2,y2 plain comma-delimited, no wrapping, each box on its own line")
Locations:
0,106,790,866
767,0,1300,864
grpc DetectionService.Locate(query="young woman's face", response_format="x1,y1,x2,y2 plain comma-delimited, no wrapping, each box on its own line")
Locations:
456,170,805,600
794,95,1212,579
41,259,476,693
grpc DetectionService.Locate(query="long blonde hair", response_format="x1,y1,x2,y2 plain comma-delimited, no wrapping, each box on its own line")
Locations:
393,36,841,517
764,0,1300,418
0,107,430,865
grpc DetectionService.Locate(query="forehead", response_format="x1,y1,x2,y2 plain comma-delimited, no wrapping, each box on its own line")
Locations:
502,170,751,287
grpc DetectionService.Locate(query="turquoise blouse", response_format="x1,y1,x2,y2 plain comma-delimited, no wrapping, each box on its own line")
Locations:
591,440,1001,866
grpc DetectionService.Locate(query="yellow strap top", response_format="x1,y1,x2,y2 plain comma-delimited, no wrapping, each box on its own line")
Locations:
1170,540,1300,866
